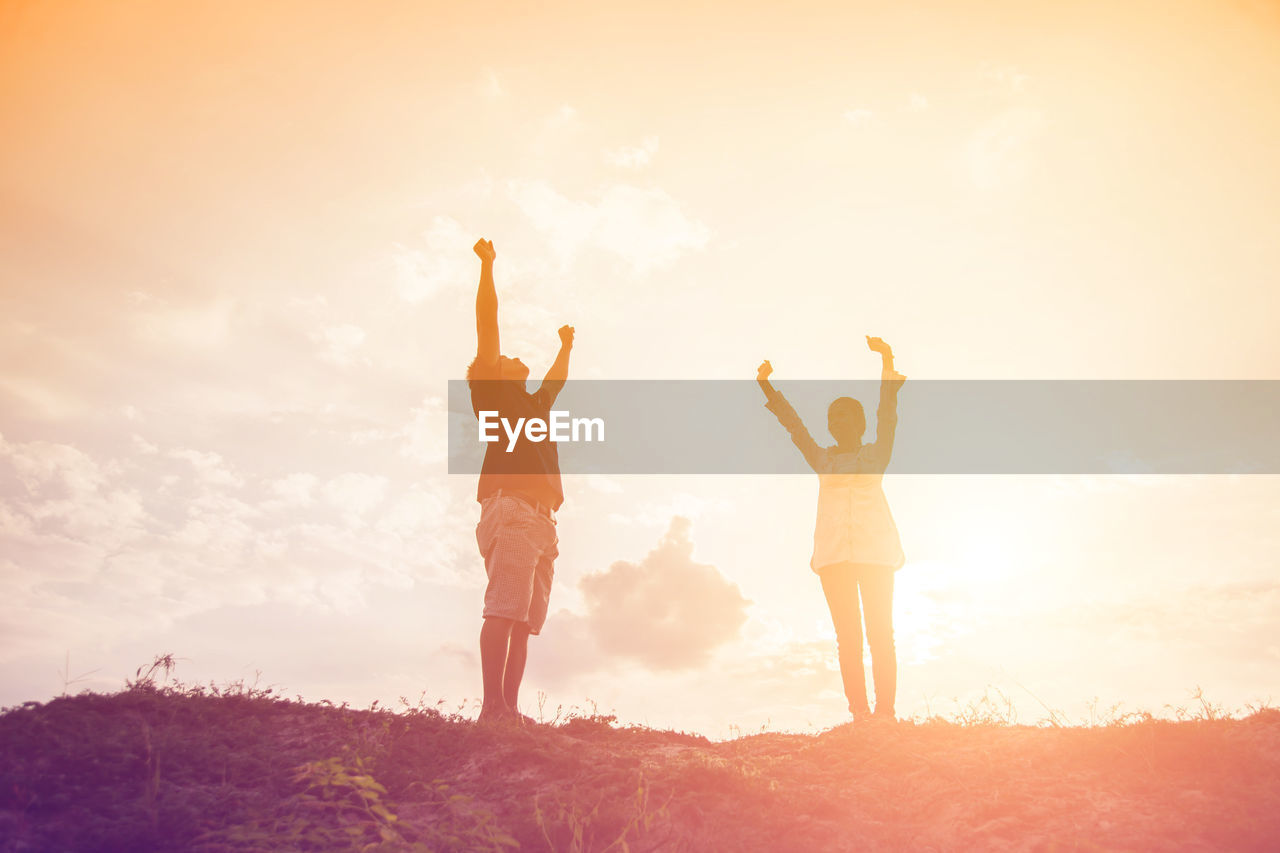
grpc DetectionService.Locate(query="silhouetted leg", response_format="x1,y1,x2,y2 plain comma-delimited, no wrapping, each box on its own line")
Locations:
479,616,515,719
860,566,896,719
503,622,532,713
820,564,870,717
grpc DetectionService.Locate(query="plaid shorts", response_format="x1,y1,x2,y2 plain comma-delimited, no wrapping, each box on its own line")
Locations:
475,494,558,634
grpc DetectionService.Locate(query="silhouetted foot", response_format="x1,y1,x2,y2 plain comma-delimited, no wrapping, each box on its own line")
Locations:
477,704,521,727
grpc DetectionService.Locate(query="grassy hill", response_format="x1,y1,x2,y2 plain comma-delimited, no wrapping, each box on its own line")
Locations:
3,669,1279,851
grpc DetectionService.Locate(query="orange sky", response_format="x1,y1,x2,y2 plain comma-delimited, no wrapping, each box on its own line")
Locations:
2,0,1279,735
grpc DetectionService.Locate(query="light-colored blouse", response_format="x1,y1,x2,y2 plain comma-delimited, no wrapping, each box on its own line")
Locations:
765,384,905,573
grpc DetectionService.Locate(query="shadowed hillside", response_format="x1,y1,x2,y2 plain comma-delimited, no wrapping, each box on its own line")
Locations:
3,673,1279,852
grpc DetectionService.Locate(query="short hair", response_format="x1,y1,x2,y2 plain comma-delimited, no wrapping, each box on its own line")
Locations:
468,356,504,381
828,396,864,417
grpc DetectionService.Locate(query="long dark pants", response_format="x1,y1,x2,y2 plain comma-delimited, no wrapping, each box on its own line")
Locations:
819,562,896,717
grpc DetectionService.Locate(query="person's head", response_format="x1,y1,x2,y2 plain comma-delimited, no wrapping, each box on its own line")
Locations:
497,355,530,382
827,396,865,446
466,355,530,383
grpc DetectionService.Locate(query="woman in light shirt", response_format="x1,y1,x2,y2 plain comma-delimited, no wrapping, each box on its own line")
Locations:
757,337,906,721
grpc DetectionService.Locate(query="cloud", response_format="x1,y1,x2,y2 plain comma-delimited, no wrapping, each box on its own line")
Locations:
375,483,449,539
321,472,389,519
585,475,623,494
605,136,659,169
169,448,244,488
390,216,471,303
722,639,844,707
0,427,478,663
1070,581,1280,660
311,323,367,367
525,610,609,688
607,491,731,527
527,105,584,157
579,517,749,670
399,396,448,465
549,104,578,125
507,180,710,274
268,473,319,507
907,93,930,112
7,437,106,498
1,435,146,553
529,627,848,734
843,108,875,127
966,108,1047,190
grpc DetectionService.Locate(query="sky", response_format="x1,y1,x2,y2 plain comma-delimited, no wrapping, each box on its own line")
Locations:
2,0,1278,737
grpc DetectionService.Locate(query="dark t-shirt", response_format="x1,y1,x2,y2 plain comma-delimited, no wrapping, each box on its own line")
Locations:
469,379,564,510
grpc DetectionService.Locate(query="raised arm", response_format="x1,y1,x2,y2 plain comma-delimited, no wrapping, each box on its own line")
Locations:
537,325,575,404
473,238,499,378
756,358,779,400
757,360,826,472
866,337,906,461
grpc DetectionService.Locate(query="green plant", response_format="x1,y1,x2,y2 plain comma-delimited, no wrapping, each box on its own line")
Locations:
196,752,412,851
408,778,520,852
534,772,671,853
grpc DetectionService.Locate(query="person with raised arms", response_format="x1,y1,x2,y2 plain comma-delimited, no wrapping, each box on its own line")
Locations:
756,337,906,722
467,237,574,725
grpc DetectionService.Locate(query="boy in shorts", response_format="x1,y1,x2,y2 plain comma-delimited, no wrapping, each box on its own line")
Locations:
467,237,574,724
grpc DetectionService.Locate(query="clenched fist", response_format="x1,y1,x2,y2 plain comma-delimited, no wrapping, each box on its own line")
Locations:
865,336,893,358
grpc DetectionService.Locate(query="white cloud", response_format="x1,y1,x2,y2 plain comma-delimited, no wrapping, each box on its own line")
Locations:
375,483,449,539
3,439,148,548
390,216,471,303
8,439,106,497
607,491,731,527
0,424,482,666
507,180,710,274
549,103,578,125
321,472,388,519
169,448,244,488
269,472,320,507
528,105,584,157
585,475,623,494
605,135,659,169
579,517,749,670
131,434,159,455
843,108,876,127
908,93,930,111
400,396,448,465
312,323,367,366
